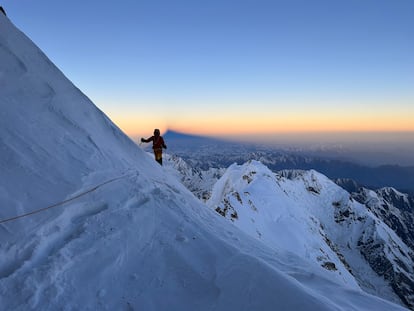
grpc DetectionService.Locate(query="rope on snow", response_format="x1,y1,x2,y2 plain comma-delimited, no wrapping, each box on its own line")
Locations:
0,172,134,225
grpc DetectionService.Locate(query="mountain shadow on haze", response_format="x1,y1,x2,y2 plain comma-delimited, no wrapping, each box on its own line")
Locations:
164,131,414,195
164,130,227,147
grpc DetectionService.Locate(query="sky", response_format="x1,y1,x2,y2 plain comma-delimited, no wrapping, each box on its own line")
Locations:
2,0,414,144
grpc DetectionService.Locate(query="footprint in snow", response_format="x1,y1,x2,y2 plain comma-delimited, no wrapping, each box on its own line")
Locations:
175,234,189,243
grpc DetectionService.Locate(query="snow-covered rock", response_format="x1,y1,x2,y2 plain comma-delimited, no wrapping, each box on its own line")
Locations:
352,187,414,308
163,154,225,201
207,161,414,308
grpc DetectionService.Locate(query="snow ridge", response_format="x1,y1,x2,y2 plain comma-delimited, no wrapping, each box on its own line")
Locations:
200,160,414,309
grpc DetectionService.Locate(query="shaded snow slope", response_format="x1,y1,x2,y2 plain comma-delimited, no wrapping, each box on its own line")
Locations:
0,13,145,228
353,187,414,251
0,13,409,311
351,187,414,308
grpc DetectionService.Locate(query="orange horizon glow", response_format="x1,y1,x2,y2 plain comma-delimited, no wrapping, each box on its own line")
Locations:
113,116,414,138
104,102,414,139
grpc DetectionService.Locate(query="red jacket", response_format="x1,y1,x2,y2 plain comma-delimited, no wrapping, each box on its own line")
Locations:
142,135,167,150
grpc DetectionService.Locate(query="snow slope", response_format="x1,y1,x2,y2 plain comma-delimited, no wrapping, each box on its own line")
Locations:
207,160,414,308
0,13,409,310
0,11,145,226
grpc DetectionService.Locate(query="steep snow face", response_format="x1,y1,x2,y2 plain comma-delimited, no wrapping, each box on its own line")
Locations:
0,13,146,226
0,14,410,311
207,161,413,308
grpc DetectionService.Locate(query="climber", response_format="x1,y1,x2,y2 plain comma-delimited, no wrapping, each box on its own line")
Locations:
141,129,167,165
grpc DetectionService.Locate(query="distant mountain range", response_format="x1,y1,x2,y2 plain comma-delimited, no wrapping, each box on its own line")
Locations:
164,130,414,195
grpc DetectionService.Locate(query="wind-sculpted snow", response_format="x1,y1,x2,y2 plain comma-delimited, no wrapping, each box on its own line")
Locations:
0,168,408,311
0,13,410,311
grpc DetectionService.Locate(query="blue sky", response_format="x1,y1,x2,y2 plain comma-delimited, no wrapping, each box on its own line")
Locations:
2,0,414,142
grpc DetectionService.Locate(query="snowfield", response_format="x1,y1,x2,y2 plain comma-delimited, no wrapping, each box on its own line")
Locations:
0,12,410,310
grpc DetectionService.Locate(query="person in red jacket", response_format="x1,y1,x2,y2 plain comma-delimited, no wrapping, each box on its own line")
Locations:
141,129,167,165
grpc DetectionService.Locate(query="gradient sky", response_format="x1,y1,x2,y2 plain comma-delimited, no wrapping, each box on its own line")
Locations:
3,0,414,141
